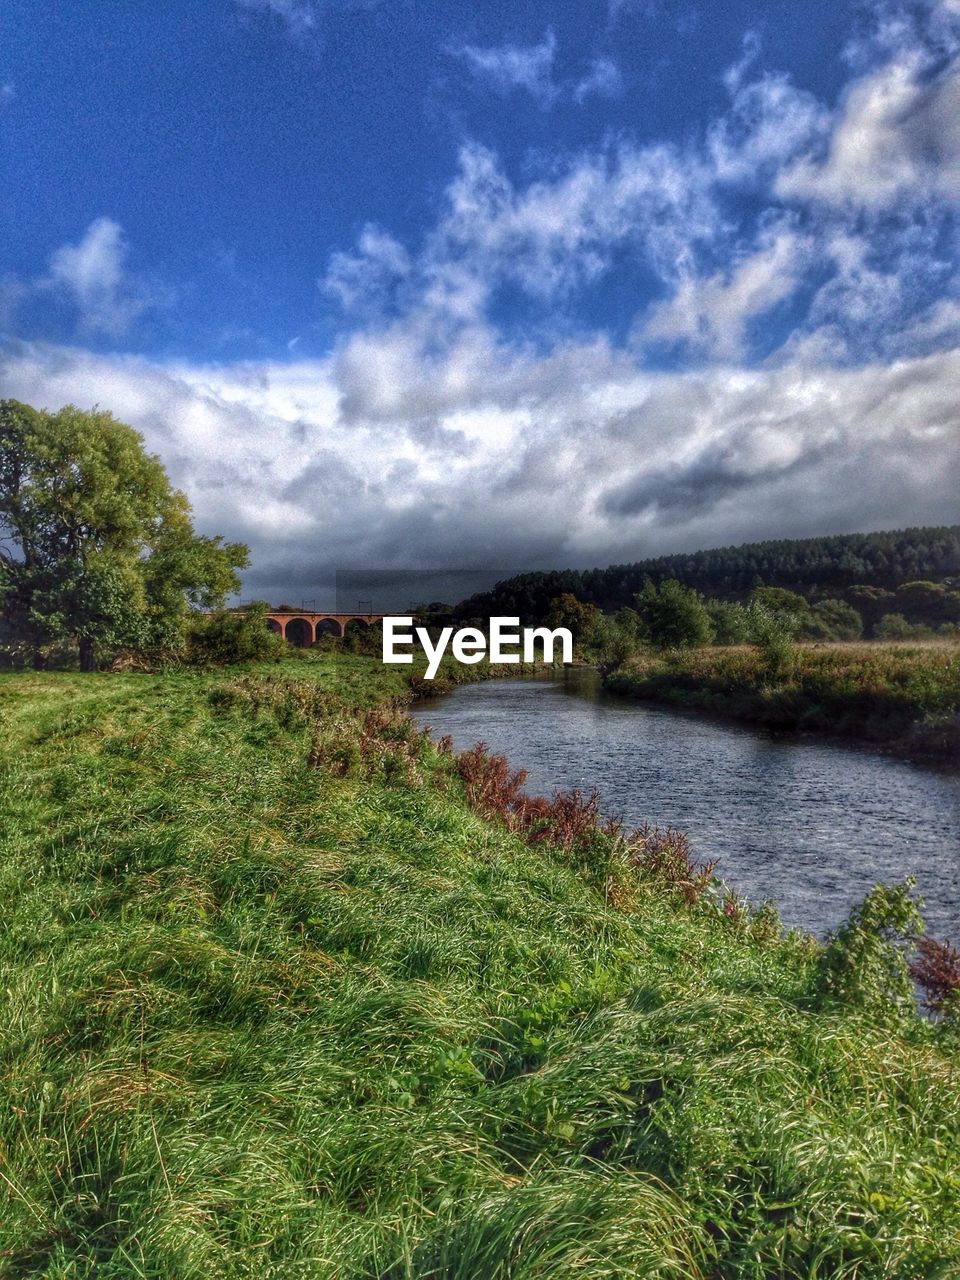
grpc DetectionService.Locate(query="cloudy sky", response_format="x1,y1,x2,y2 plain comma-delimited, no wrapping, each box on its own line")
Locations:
1,0,958,605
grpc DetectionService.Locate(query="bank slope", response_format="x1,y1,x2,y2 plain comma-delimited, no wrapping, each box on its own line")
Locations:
0,656,958,1279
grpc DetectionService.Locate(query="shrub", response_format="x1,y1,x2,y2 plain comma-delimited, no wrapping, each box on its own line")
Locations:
815,882,923,1020
875,612,931,641
807,598,863,641
597,624,637,671
910,936,960,1018
455,742,530,824
746,600,796,677
706,599,751,644
546,593,603,645
454,745,619,858
634,579,713,649
187,605,285,664
750,586,811,622
624,823,716,905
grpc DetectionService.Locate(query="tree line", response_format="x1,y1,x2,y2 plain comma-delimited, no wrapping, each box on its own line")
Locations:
453,527,960,637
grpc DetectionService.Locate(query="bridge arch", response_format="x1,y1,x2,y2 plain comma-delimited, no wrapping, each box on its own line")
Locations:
284,617,314,647
314,617,344,639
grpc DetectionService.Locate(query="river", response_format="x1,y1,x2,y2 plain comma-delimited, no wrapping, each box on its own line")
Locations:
411,670,960,942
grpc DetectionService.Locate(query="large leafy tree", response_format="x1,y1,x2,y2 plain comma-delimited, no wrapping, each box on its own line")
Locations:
634,578,714,649
0,400,248,669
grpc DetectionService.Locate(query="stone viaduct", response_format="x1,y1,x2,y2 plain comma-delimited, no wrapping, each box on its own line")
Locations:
264,611,385,645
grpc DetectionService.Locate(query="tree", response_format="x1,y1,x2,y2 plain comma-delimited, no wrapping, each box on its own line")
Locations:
874,613,929,641
546,593,602,644
892,581,960,628
613,606,642,639
597,616,637,671
634,579,713,649
750,586,811,622
0,400,248,669
458,527,960,619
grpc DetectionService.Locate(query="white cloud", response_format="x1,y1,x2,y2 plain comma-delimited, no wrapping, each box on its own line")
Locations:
326,20,958,365
43,218,161,337
5,4,958,603
322,224,411,312
842,0,960,71
574,56,623,103
723,30,761,95
450,32,622,109
642,225,808,358
452,30,559,106
326,138,720,327
1,337,956,602
776,52,960,208
708,73,828,184
903,295,960,347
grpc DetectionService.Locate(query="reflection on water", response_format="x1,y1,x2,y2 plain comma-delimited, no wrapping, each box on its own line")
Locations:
412,670,960,941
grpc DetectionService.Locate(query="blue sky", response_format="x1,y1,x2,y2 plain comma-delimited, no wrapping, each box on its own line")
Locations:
1,0,958,601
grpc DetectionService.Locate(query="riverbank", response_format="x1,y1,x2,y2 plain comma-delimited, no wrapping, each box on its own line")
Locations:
2,654,959,1277
409,670,960,943
603,641,960,763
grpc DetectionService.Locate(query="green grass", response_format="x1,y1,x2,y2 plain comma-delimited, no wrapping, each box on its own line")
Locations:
1,655,959,1277
605,642,960,760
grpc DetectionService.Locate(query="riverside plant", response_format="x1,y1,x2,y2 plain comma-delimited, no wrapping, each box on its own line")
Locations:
604,640,960,755
452,741,717,908
911,936,960,1017
1,653,959,1278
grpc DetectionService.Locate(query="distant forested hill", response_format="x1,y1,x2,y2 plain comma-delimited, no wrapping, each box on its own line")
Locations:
455,526,960,620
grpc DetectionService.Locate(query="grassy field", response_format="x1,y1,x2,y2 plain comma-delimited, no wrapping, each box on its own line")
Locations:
1,653,959,1278
604,642,960,760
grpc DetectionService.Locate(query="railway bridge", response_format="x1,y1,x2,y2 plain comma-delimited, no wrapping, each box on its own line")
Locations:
264,611,385,645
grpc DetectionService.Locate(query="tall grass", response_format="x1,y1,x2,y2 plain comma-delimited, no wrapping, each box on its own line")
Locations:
0,655,958,1277
605,641,960,757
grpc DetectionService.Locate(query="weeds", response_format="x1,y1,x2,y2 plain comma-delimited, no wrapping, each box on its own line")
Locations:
453,743,717,909
624,822,716,906
815,881,923,1021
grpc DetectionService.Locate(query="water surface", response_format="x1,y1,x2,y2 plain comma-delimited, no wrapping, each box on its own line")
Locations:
412,671,960,941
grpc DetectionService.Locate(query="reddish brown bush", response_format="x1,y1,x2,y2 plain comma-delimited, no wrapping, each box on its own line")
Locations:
456,742,668,887
910,936,960,1013
519,789,621,851
624,822,716,905
455,743,528,823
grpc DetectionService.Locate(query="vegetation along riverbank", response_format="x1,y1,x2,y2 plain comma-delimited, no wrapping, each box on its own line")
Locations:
602,641,960,763
2,650,960,1278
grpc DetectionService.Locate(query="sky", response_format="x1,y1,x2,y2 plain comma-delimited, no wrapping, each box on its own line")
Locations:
1,0,958,606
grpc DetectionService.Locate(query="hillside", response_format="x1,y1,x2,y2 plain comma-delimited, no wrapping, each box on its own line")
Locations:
456,525,960,621
1,654,959,1278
